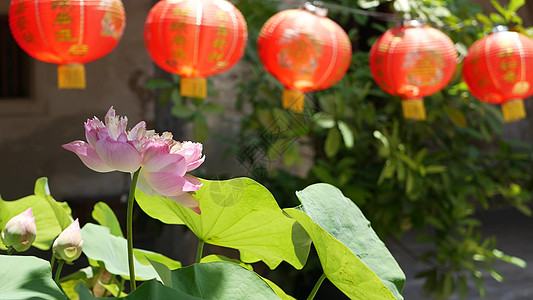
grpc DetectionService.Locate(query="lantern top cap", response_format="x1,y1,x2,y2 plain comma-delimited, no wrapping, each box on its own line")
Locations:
403,19,425,28
302,1,328,17
492,25,509,33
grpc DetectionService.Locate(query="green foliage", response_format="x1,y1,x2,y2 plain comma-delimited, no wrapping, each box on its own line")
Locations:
145,75,223,142
135,177,312,270
1,177,403,299
0,255,67,300
229,0,533,298
0,178,72,250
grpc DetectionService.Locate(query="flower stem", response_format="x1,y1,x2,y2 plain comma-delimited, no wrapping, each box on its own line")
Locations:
7,247,14,255
55,261,64,284
127,168,141,291
195,239,205,264
117,277,126,298
117,277,126,297
307,273,326,300
50,255,56,270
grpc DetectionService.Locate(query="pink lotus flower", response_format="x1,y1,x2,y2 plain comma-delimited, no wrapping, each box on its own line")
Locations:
62,107,152,173
64,107,205,214
137,136,204,214
53,219,84,262
1,208,37,252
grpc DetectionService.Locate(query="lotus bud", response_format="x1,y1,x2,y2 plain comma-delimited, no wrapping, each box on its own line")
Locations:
53,219,84,262
1,208,37,252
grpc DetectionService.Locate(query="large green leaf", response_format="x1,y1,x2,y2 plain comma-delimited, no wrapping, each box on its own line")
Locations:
150,261,279,299
81,223,181,281
199,255,295,300
0,178,72,250
76,280,201,300
0,255,67,299
285,183,405,300
136,177,311,269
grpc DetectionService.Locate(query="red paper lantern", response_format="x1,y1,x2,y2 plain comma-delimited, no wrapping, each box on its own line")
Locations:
463,27,533,122
257,2,352,113
144,0,247,99
369,20,457,120
9,0,126,89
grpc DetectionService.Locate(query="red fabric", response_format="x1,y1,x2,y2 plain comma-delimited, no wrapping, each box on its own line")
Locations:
9,0,125,65
144,0,247,78
257,9,352,93
369,25,457,99
463,31,533,104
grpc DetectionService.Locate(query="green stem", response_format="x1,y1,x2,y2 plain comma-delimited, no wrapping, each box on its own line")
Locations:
117,277,126,298
55,261,65,284
50,255,56,270
127,168,141,291
104,274,116,297
195,239,205,264
307,273,326,300
7,247,14,255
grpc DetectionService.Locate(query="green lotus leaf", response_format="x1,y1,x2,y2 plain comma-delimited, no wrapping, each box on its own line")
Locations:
81,223,181,281
285,183,405,299
136,177,311,269
0,254,67,299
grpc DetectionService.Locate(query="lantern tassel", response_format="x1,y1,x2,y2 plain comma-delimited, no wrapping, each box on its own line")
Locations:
181,77,207,99
58,64,86,89
402,98,426,120
282,89,305,113
502,99,526,122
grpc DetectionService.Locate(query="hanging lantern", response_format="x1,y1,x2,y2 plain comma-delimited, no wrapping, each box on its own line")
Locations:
463,26,533,122
257,2,352,113
369,20,457,120
9,0,126,89
144,0,247,99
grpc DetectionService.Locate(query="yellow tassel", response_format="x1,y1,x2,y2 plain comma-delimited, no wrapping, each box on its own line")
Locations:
502,99,526,122
58,64,86,89
180,77,207,99
282,89,305,113
402,98,426,120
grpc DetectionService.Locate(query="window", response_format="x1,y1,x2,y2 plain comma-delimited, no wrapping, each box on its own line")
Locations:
0,14,31,99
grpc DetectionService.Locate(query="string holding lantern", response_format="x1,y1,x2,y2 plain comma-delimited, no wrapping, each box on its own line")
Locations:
462,26,533,122
9,0,126,89
144,0,248,99
369,20,457,121
257,2,352,113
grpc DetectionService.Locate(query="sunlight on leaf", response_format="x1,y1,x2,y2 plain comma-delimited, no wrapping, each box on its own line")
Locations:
136,177,311,269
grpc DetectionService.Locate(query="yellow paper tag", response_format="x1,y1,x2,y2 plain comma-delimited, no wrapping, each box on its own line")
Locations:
402,98,426,120
282,89,305,113
58,64,86,89
502,99,526,122
180,77,207,99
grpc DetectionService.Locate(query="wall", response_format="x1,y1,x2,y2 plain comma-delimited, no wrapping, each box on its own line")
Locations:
0,0,156,201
